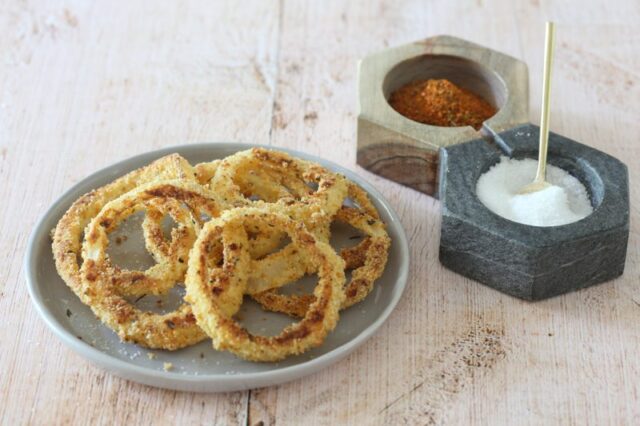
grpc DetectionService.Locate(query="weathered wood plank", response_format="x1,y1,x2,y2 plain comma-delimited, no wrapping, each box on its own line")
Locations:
0,0,280,424
249,0,640,425
1,0,639,425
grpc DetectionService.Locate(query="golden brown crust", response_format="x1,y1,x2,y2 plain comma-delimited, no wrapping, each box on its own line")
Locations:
185,208,345,362
83,180,218,296
52,154,195,299
78,180,220,350
252,206,390,318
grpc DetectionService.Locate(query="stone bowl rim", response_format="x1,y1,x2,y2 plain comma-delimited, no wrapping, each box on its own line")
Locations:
440,123,629,249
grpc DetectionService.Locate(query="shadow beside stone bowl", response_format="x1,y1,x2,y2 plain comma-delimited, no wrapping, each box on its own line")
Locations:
438,123,629,301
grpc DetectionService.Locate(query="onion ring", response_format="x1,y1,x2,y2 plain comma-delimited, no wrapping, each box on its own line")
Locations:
140,160,220,261
211,148,347,220
185,208,345,362
83,180,219,297
210,148,346,290
245,181,382,294
78,180,219,349
53,154,196,299
251,206,390,317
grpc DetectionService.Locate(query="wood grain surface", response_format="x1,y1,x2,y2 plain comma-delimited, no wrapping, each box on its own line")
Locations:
1,0,639,425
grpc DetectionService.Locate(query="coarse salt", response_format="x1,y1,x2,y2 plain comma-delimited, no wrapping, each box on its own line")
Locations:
476,157,593,227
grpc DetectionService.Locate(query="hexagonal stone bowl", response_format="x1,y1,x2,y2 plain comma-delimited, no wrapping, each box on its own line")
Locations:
438,124,629,301
356,35,529,196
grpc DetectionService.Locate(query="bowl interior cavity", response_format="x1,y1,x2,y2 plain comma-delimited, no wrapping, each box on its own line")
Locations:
382,54,507,117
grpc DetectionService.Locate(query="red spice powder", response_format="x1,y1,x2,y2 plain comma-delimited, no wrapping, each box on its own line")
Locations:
388,79,497,130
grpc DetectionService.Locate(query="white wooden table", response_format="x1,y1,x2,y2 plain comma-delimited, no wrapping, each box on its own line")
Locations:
1,1,639,424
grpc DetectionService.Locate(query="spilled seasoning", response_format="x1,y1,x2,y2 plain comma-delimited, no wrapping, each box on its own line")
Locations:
379,325,507,424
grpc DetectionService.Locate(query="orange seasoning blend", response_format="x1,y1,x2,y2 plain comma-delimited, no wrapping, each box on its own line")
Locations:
388,79,497,130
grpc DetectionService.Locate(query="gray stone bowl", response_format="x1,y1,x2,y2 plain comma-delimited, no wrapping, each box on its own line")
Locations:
438,123,629,300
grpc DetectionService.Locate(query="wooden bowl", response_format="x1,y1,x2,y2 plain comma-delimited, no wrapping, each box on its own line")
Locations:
357,35,529,196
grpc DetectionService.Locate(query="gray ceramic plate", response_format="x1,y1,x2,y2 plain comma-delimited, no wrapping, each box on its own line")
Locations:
25,143,409,392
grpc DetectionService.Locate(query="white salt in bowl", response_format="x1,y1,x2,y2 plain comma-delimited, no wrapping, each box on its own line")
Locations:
476,156,593,227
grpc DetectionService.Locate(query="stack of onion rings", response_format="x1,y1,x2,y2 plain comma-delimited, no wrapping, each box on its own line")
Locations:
52,148,391,361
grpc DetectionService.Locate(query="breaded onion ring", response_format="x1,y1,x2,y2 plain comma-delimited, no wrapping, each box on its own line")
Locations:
251,206,390,318
211,148,347,222
185,208,346,362
53,154,196,299
244,180,383,295
82,180,219,297
78,180,219,349
244,179,382,295
209,148,346,292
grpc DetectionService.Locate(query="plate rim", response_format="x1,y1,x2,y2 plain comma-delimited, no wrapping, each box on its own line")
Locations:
24,142,410,391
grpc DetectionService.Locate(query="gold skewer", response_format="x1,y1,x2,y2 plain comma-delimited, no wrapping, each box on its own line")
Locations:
518,21,556,195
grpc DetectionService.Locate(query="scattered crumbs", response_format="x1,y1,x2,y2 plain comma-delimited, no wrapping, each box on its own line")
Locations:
163,362,173,372
147,352,157,360
156,300,163,307
66,309,72,318
76,335,83,340
199,352,205,359
63,8,78,27
115,236,122,245
303,111,318,121
548,332,554,337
